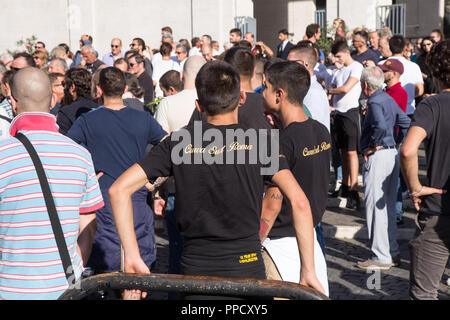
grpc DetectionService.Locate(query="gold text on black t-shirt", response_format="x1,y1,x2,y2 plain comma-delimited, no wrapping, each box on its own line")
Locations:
302,142,331,157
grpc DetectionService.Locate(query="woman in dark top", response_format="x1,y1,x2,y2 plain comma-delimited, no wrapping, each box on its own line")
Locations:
416,37,436,98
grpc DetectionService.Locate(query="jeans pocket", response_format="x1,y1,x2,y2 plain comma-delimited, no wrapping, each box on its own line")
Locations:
415,214,427,232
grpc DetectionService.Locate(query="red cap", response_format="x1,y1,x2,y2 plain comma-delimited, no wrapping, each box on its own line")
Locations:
379,59,404,75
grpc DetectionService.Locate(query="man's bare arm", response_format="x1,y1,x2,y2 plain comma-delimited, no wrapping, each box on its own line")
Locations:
328,77,359,95
260,186,283,242
77,212,97,267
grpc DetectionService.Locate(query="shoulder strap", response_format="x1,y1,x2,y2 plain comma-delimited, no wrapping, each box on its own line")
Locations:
14,132,74,284
0,114,12,123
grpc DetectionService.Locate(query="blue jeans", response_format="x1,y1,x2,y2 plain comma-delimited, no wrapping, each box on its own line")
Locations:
315,223,327,256
165,195,182,275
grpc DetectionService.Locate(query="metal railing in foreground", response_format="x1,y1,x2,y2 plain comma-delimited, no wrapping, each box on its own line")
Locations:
58,273,330,300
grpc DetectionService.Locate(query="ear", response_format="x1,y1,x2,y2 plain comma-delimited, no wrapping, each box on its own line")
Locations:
275,88,284,104
50,92,57,110
195,99,205,113
96,85,103,98
123,85,129,94
169,86,177,95
10,94,18,115
238,91,247,108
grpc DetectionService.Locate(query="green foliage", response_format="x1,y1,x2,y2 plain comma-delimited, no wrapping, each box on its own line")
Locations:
7,35,39,56
147,97,164,115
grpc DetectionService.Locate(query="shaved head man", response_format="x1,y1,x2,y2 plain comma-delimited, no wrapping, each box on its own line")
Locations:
10,67,52,114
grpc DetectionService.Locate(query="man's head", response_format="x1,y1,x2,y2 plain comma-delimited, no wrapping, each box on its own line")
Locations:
201,43,214,61
195,60,241,116
287,44,317,76
379,35,392,58
182,55,207,87
130,38,145,54
244,32,255,46
97,67,126,99
161,26,173,36
159,70,183,97
34,41,46,51
11,52,36,70
1,69,17,97
224,46,255,81
201,34,212,45
192,37,201,48
263,61,311,112
160,42,173,58
430,29,443,43
305,23,321,42
127,54,145,76
175,44,188,62
278,29,289,42
114,58,129,72
81,45,97,64
229,28,242,44
379,59,403,86
360,66,385,96
32,50,48,69
162,33,174,44
10,67,52,114
110,38,122,56
369,31,380,50
48,58,68,74
426,39,450,90
353,31,369,50
62,67,92,105
389,35,406,55
48,72,65,103
331,40,352,66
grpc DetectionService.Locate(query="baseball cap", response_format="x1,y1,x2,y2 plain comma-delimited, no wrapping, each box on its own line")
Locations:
379,59,404,75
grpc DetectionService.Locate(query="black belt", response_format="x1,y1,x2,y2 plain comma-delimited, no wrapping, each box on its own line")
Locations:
381,145,396,149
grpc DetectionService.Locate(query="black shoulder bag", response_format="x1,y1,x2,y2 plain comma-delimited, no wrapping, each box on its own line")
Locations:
15,132,75,285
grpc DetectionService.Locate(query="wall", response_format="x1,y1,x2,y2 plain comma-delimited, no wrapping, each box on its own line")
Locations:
0,0,253,57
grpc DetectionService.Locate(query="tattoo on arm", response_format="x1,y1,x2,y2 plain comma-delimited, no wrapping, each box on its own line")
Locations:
268,192,283,200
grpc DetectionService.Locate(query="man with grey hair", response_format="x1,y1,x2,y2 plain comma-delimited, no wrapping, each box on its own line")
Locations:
48,58,68,75
175,43,188,69
81,45,105,74
357,66,410,270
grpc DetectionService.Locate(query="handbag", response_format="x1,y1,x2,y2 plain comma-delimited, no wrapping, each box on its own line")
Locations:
15,132,75,286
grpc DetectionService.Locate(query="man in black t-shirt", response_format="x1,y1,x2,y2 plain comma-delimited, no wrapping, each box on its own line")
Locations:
188,46,271,130
400,40,449,300
259,61,331,296
109,61,325,299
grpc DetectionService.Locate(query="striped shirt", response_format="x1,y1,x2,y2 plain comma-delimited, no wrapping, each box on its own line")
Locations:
0,112,104,300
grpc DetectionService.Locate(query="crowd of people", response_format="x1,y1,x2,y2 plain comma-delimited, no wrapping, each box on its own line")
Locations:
0,20,449,301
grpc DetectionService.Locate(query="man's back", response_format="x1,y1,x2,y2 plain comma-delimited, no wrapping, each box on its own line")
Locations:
304,76,331,132
57,97,98,135
0,115,103,299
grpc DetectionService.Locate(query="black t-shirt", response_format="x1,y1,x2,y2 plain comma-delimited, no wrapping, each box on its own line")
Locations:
188,92,272,130
351,48,380,65
268,119,331,237
57,96,98,135
411,92,450,216
138,71,154,107
137,122,288,273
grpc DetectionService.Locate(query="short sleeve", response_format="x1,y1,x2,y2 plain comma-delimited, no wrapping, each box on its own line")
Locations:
263,130,291,185
411,99,434,137
147,114,168,145
67,116,87,147
79,153,104,213
137,135,173,182
350,63,363,80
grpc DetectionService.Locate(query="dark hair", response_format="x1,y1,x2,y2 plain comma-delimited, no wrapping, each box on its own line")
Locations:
331,39,350,55
236,40,253,50
125,50,139,61
195,60,241,115
48,72,65,84
306,23,321,38
62,67,92,106
162,26,173,34
202,34,212,42
279,29,289,35
160,42,173,56
128,53,145,66
295,40,319,62
133,37,146,49
36,41,46,48
98,67,126,97
288,44,318,71
354,30,369,43
224,46,255,78
114,57,128,68
179,39,191,51
13,52,36,68
431,29,444,41
192,37,201,47
230,28,242,37
159,70,183,92
2,69,17,86
427,39,450,88
124,72,144,98
265,61,311,106
389,35,406,54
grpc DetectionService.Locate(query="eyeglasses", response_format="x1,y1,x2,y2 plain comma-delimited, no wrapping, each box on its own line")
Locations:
129,43,138,48
35,46,43,49
33,56,40,60
111,45,120,48
175,51,184,55
129,62,136,67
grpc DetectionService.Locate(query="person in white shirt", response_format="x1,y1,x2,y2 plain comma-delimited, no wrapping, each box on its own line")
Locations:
288,44,330,132
383,35,424,115
189,37,202,57
328,40,364,210
175,44,188,69
152,43,182,99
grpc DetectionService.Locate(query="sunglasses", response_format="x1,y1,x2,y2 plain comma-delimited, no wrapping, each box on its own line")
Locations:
129,62,136,67
175,51,184,54
35,46,43,49
129,43,138,47
111,45,120,48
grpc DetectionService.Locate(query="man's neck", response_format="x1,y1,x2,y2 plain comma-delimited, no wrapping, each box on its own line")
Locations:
393,53,403,58
386,79,399,89
344,58,354,67
279,102,308,128
206,109,238,126
357,46,368,54
103,96,125,110
136,69,144,78
162,56,171,61
240,77,253,93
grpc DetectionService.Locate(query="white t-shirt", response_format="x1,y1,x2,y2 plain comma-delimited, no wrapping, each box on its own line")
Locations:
189,47,202,57
331,61,363,113
154,89,198,133
152,59,182,98
304,76,330,132
380,56,424,115
0,108,11,141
